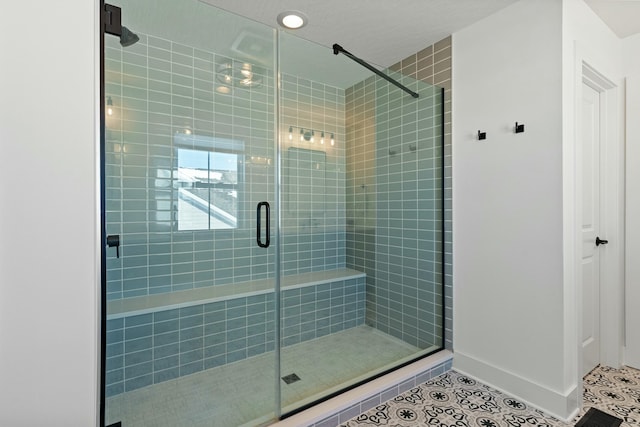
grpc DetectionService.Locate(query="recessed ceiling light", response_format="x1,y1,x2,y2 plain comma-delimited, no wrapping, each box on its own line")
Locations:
277,11,308,29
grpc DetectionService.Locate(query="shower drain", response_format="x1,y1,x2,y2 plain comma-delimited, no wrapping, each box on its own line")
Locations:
281,373,301,384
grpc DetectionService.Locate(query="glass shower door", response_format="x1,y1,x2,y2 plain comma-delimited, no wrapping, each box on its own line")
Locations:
102,1,278,426
277,31,444,415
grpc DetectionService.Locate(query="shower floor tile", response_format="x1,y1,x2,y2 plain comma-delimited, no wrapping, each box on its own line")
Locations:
105,325,428,427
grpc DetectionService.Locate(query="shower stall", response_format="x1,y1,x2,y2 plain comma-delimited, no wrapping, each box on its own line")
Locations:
101,1,444,426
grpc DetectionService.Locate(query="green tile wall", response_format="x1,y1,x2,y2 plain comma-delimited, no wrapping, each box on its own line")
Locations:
105,277,365,397
105,33,347,301
280,74,346,275
345,37,450,351
392,37,453,350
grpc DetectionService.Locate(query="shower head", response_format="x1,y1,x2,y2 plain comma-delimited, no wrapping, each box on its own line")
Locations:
120,26,139,47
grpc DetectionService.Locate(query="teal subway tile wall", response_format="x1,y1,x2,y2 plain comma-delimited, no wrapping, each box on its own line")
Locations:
104,25,450,402
280,72,347,276
345,74,444,350
105,33,346,300
390,37,452,350
106,276,365,396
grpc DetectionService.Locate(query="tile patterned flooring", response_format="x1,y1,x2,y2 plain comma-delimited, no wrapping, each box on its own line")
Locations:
340,365,640,427
581,365,640,426
105,325,426,427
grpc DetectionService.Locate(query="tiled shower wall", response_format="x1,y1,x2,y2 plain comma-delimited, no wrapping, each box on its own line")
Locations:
105,34,346,301
106,277,365,396
104,31,360,397
280,74,347,276
394,37,453,350
345,36,453,350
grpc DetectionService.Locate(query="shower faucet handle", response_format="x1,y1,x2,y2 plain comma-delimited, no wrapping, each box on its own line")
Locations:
106,234,120,258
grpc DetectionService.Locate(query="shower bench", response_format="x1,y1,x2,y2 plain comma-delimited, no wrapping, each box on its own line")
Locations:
107,268,365,318
105,268,366,396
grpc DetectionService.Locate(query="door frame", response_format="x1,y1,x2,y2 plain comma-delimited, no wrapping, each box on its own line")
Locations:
573,52,625,385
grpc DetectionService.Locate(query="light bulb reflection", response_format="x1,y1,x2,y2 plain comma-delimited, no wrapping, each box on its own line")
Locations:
106,96,114,116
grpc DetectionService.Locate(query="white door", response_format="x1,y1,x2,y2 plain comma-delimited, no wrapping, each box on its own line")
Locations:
581,82,602,376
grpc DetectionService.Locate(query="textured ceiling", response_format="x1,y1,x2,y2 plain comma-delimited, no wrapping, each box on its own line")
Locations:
117,0,637,89
199,0,518,68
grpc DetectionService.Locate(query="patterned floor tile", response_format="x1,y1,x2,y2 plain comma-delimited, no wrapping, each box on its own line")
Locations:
581,365,640,426
342,366,640,427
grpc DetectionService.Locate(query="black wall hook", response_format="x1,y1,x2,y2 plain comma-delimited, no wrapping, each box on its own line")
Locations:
478,130,487,140
515,122,525,133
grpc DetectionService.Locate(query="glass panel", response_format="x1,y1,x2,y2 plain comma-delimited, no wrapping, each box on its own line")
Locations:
277,31,444,415
103,1,277,426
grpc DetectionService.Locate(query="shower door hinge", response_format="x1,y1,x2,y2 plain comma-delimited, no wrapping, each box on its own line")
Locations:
103,3,122,37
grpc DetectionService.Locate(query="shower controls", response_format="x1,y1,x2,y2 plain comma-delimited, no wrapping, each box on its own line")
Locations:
104,4,139,47
256,202,270,248
595,236,608,246
106,234,120,258
103,4,122,37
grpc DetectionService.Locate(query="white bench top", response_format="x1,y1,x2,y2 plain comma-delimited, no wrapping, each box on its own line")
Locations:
107,268,365,319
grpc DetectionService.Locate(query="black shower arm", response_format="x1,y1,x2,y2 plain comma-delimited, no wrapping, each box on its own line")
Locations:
332,43,419,99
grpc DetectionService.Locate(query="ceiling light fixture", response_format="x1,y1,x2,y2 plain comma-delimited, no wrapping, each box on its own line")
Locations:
277,11,308,30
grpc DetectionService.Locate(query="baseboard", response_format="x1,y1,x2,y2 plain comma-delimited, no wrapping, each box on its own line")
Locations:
453,351,579,421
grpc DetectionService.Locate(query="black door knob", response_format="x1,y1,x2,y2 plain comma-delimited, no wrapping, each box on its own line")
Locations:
595,237,608,246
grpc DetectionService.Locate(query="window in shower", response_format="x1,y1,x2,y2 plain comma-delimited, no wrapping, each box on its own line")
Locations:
174,134,244,230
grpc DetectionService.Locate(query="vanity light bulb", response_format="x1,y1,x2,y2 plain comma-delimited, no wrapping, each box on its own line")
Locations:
330,133,335,146
321,131,325,144
311,130,315,143
289,126,293,140
300,128,304,141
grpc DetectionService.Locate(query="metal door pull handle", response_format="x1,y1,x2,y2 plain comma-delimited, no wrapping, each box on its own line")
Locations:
256,202,270,248
595,237,608,246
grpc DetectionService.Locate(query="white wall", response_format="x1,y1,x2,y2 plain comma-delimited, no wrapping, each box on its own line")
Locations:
0,1,99,426
453,0,626,420
623,34,640,368
623,34,640,75
625,75,640,368
452,0,574,419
